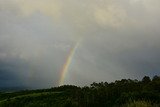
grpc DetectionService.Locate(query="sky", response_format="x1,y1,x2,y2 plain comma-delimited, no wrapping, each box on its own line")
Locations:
0,0,160,89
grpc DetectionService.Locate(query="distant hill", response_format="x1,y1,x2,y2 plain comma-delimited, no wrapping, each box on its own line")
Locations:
0,86,29,92
0,75,160,107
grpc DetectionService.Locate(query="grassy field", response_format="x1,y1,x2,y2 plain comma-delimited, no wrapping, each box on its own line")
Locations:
0,90,73,107
0,90,159,107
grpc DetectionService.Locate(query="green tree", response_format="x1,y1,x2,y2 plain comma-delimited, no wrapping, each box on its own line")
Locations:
142,76,151,84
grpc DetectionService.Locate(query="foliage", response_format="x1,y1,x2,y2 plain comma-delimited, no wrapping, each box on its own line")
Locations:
124,100,159,107
0,75,160,107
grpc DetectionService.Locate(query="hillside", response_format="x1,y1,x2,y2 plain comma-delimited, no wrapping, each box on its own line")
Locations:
0,76,160,107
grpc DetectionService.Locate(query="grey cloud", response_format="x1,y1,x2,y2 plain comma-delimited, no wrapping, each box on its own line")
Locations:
0,9,73,88
0,0,160,88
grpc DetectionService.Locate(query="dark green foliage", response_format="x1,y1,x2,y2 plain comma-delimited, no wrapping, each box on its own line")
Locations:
142,76,151,84
0,75,160,107
123,100,159,107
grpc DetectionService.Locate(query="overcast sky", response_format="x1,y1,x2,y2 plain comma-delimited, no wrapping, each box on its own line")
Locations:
0,0,160,88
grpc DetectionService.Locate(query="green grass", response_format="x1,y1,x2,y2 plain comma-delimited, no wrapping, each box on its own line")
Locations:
0,92,59,103
0,91,71,107
124,101,159,107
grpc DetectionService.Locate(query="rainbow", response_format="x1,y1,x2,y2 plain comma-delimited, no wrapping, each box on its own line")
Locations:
59,41,80,86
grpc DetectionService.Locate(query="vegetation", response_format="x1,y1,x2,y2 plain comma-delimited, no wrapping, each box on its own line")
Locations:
124,100,159,107
0,75,160,107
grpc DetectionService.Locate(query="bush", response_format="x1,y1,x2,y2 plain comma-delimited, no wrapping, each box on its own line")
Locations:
125,101,158,107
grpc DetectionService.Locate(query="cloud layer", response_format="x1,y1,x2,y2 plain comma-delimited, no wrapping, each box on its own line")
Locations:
0,0,160,88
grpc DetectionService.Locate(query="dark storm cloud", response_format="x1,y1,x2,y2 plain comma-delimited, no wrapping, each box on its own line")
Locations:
0,57,28,87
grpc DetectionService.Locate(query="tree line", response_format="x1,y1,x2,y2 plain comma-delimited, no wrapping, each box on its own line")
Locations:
0,75,160,107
